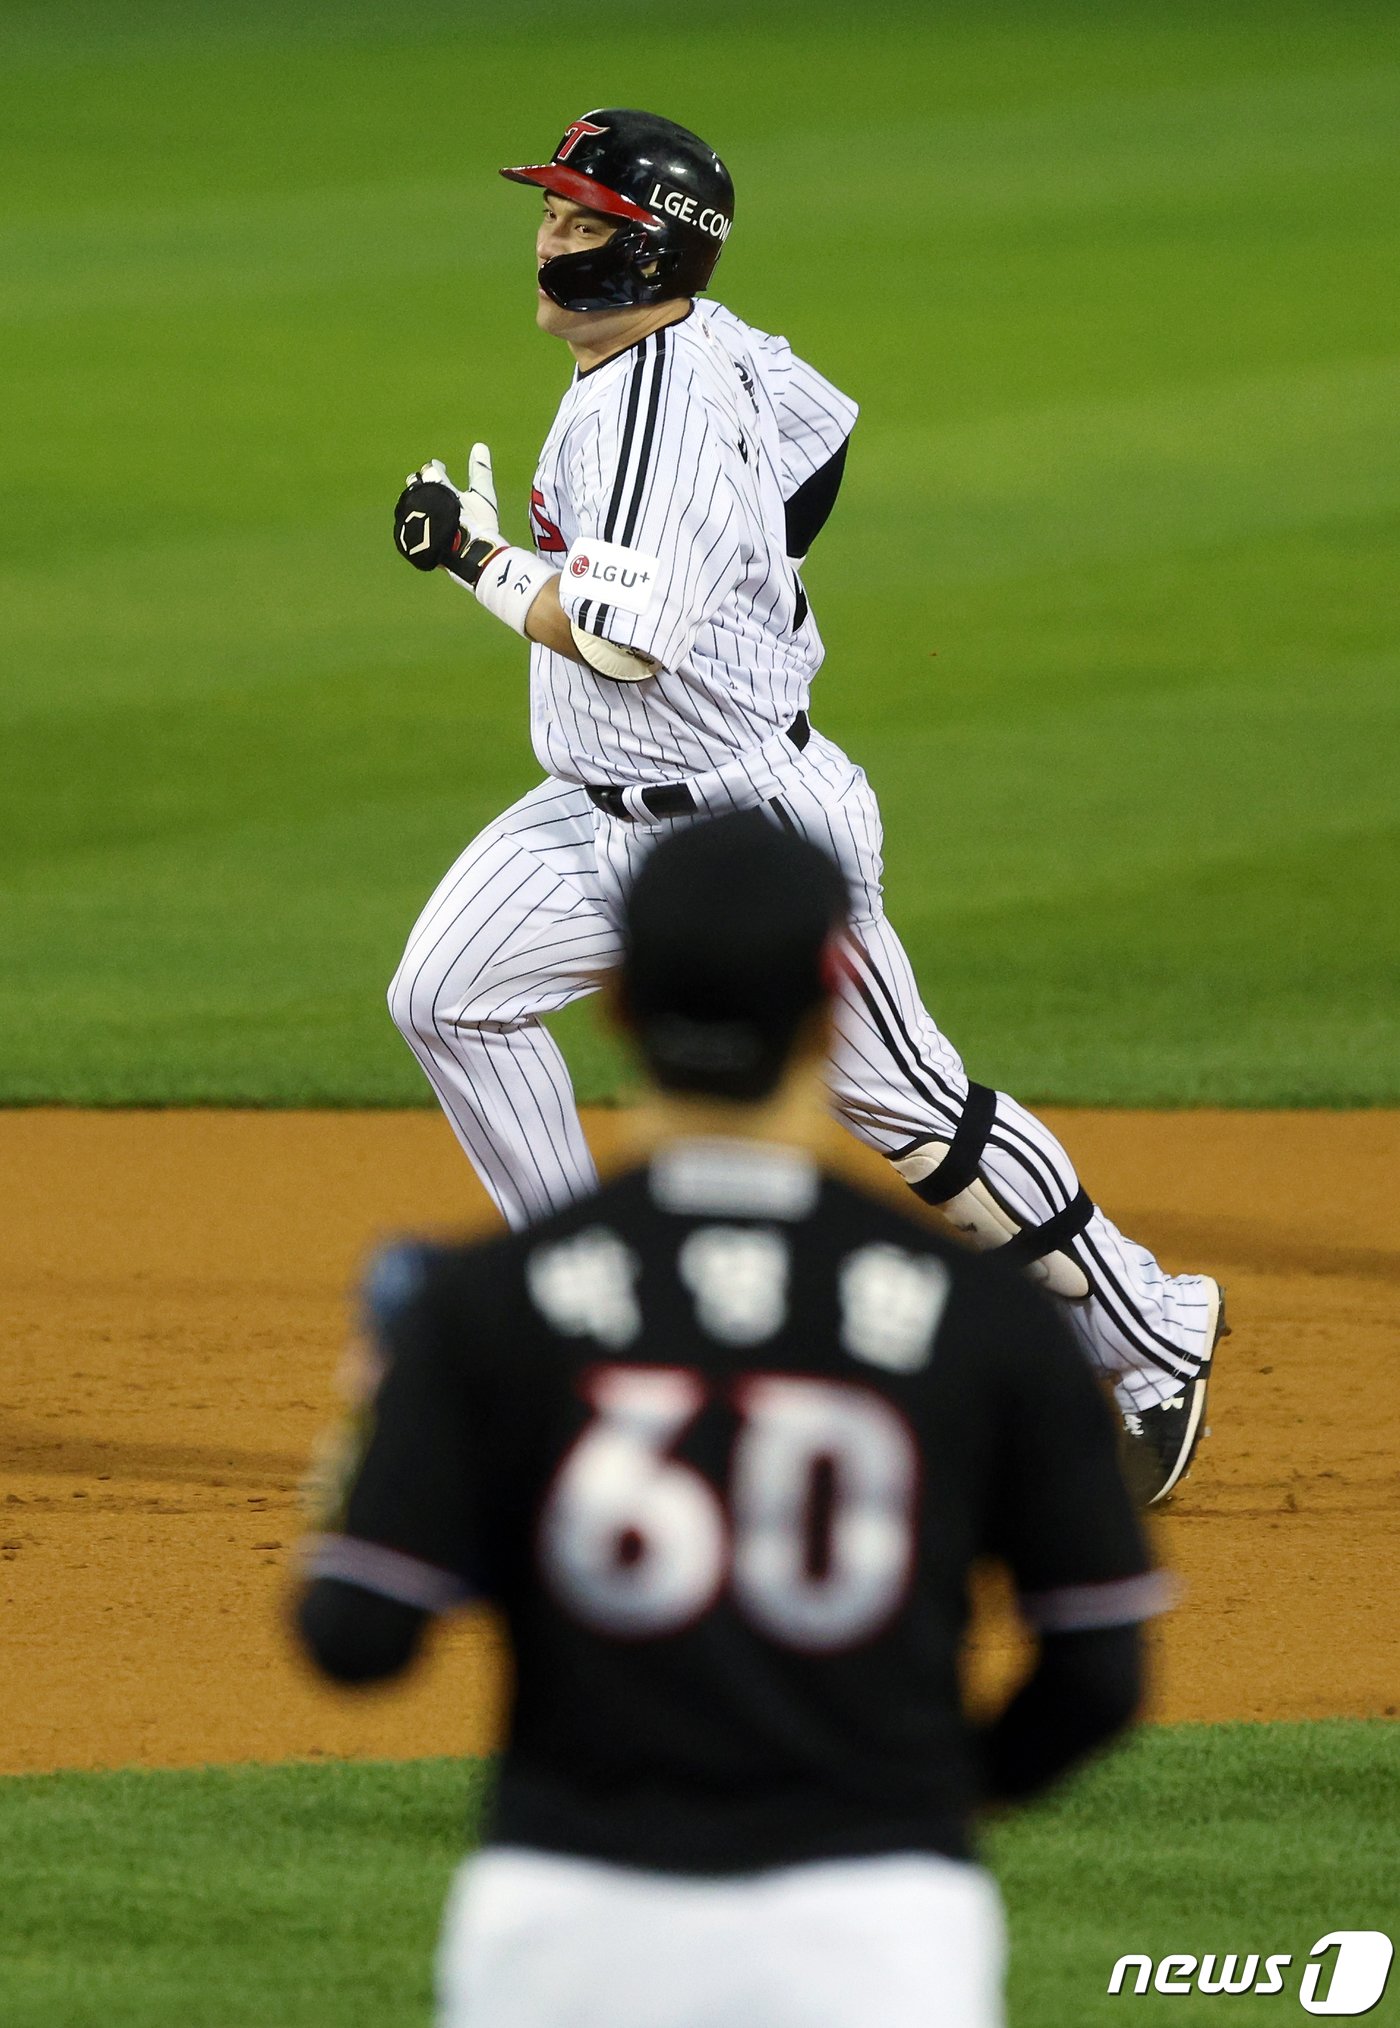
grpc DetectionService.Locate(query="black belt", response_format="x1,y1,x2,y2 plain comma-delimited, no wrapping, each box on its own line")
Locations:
586,712,810,822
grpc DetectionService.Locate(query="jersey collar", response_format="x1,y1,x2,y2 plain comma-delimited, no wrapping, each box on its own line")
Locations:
573,299,696,380
648,1137,820,1220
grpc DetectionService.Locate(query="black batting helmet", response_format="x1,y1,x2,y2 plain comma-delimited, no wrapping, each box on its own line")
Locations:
501,109,734,314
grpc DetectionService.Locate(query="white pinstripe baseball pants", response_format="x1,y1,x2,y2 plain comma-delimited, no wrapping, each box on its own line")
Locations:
389,729,1215,1409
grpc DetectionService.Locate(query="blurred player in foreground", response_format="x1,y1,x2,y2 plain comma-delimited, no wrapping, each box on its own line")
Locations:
299,813,1168,2028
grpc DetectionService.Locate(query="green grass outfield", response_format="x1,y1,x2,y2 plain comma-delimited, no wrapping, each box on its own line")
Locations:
2,1724,1396,2026
3,1,1398,1107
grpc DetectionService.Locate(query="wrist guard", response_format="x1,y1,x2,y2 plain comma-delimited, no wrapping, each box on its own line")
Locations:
457,544,558,636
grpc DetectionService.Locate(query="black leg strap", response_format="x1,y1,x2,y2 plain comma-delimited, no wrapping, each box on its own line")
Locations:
905,1082,997,1205
999,1187,1095,1267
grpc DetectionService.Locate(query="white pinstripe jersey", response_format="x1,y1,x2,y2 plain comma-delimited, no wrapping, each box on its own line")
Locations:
526,300,858,787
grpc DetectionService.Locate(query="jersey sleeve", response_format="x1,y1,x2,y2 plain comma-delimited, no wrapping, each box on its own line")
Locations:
980,1275,1171,1633
705,304,858,500
760,334,858,501
556,328,746,674
301,1243,497,1613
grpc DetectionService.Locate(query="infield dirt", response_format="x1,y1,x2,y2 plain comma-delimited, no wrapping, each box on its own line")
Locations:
3,1108,1397,1775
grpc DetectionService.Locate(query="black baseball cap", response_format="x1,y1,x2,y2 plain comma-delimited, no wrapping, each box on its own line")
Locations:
620,811,850,1102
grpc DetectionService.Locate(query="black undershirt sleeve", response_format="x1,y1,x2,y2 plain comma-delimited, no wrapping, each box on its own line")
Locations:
297,1577,429,1686
784,439,849,558
973,1273,1163,1802
984,1278,1158,1599
975,1621,1144,1802
292,1244,501,1688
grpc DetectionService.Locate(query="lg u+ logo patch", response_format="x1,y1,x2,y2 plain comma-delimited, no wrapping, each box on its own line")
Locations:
1109,1932,1392,2014
562,535,659,615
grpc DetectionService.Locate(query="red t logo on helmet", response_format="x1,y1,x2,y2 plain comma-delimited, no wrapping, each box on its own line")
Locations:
555,119,607,162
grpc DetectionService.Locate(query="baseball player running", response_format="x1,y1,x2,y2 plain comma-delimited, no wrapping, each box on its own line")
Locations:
387,108,1225,1505
301,812,1164,2028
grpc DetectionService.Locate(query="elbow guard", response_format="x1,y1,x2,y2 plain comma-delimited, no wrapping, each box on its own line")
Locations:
570,621,659,682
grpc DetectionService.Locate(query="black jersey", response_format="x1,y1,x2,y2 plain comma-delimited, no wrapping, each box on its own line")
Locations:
306,1138,1162,1874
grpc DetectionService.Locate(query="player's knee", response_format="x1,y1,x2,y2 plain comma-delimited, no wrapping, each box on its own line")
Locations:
387,947,449,1048
387,966,411,1042
388,942,495,1050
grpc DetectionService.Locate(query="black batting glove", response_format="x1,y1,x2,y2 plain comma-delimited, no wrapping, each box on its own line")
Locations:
393,479,466,573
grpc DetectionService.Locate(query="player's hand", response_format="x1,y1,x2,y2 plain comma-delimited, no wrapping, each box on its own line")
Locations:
393,468,465,572
393,445,505,577
458,443,502,549
415,446,504,546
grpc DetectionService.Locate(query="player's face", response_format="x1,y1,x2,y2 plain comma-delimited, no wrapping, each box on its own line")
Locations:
535,194,619,335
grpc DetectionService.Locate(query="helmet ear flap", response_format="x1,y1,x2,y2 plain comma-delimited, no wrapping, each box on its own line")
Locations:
538,225,674,312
